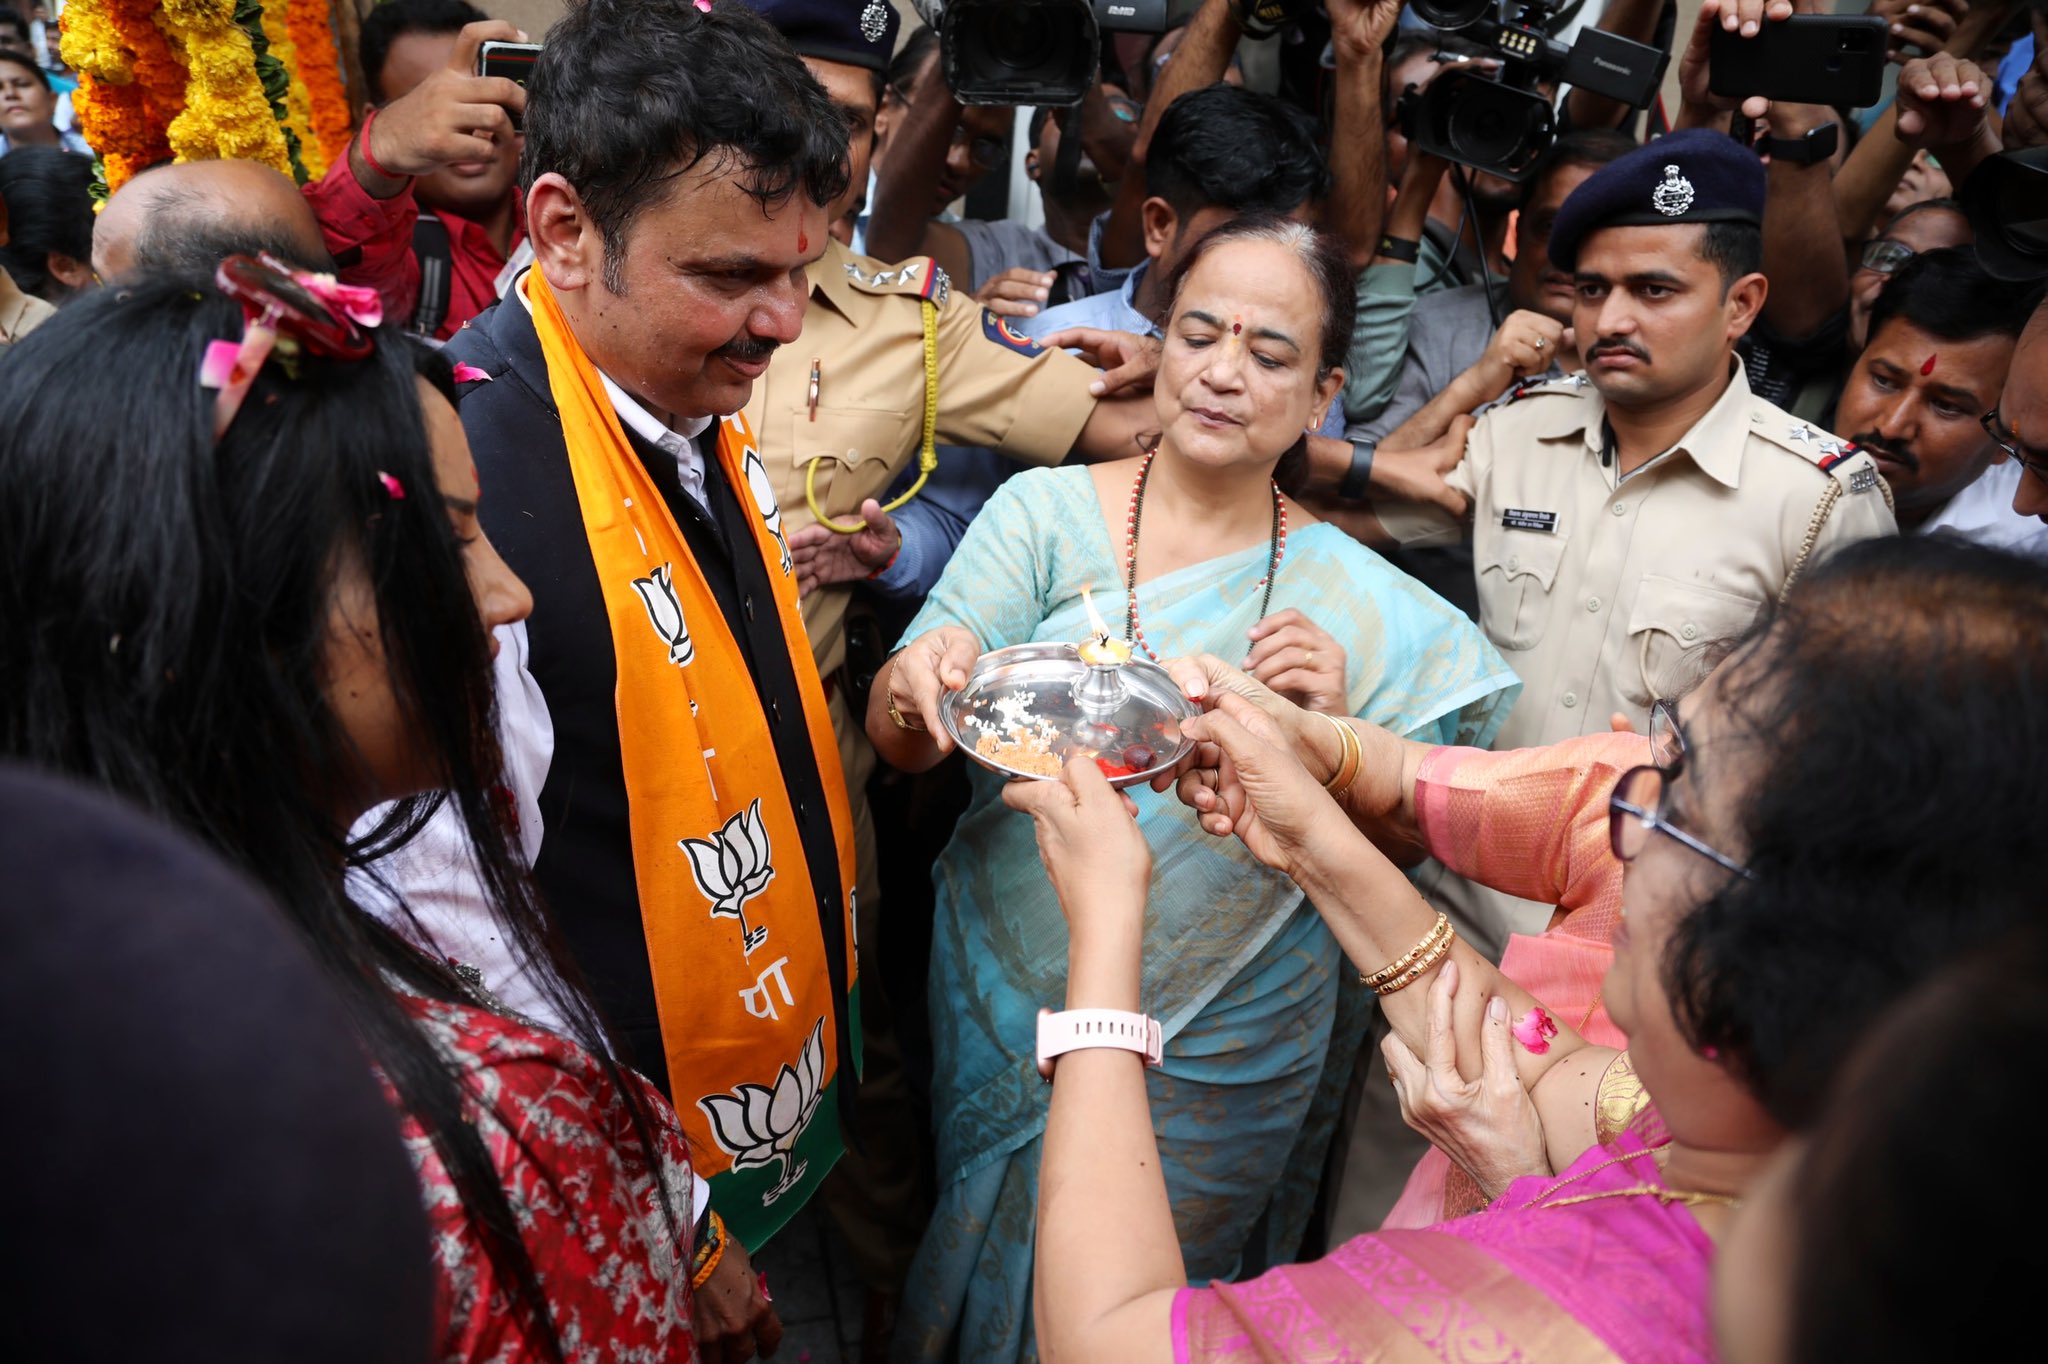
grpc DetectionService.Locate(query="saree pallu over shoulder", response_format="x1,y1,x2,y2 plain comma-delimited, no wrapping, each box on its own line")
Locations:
1177,1134,1716,1364
897,467,1520,1361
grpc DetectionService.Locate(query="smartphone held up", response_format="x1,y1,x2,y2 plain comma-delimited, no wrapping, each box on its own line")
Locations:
477,40,542,130
1709,15,1888,109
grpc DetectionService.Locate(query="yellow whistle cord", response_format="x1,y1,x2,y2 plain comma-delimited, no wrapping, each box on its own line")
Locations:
805,296,940,534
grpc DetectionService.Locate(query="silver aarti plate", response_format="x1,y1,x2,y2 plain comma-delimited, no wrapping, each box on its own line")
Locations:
940,641,1198,789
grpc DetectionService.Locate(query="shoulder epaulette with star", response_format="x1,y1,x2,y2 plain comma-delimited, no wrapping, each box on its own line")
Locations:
842,256,950,310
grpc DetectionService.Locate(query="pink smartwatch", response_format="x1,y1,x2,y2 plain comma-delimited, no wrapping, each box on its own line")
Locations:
1035,1007,1164,1080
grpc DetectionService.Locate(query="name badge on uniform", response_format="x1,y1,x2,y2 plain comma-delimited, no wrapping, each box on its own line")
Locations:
1501,508,1559,533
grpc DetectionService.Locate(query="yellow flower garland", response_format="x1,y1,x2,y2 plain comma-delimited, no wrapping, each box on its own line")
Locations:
256,0,325,180
157,0,292,177
59,0,182,193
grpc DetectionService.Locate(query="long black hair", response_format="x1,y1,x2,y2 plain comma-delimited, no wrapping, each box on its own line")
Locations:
0,145,94,302
0,276,678,1361
1661,535,2048,1128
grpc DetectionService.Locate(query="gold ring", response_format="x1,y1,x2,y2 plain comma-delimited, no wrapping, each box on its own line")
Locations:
1534,337,1547,349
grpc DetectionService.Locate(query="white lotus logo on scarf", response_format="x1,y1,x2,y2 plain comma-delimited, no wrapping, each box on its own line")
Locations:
680,799,777,956
741,446,792,577
698,1017,827,1205
630,563,694,666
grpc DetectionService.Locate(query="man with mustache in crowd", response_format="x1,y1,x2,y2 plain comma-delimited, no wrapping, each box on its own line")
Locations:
363,4,863,1358
1833,247,2048,556
1317,132,1897,1239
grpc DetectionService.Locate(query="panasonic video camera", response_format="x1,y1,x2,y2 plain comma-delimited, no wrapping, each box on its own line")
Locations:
1408,0,1668,182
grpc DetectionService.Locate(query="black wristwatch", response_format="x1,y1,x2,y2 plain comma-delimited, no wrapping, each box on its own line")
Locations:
1339,439,1377,501
1761,122,1839,167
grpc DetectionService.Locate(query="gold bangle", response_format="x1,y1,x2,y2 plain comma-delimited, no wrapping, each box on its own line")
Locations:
1360,911,1452,989
1369,924,1456,996
887,692,926,732
1321,713,1362,798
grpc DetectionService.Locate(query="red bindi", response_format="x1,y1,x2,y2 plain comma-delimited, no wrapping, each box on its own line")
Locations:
1921,353,1938,376
797,227,809,253
1231,322,1242,335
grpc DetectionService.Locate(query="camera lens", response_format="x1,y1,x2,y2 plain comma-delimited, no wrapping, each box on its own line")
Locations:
987,7,1060,71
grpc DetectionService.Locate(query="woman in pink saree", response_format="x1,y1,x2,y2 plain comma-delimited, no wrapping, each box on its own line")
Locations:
1000,536,2048,1363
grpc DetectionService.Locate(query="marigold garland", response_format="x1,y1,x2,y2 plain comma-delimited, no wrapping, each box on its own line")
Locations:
255,0,325,181
60,0,180,195
158,0,293,177
236,0,310,183
284,0,352,168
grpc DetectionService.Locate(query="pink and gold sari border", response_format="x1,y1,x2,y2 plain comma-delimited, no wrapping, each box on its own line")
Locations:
1175,1227,1625,1364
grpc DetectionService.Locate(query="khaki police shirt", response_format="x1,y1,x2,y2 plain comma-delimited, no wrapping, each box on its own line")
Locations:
743,236,1098,677
1381,358,1897,749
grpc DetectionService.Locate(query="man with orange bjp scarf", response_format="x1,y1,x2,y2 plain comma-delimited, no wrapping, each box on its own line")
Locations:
364,2,854,1355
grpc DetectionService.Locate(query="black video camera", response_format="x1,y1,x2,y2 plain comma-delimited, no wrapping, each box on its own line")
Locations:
913,0,1170,107
1964,149,2048,282
1408,0,1668,182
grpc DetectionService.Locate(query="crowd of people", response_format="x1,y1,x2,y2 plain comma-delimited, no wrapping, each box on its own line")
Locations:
5,0,2048,1361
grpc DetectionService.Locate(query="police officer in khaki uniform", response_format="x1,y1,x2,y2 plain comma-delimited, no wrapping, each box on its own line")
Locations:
745,236,1105,685
737,4,1131,1350
1376,128,1897,754
1324,128,1897,1242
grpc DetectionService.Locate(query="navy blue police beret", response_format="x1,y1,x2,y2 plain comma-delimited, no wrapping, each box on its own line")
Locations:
742,0,900,75
1548,128,1765,273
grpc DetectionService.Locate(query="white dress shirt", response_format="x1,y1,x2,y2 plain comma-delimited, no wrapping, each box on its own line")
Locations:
1921,460,2048,559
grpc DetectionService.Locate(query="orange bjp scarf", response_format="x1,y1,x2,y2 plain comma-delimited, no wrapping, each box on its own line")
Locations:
526,270,858,1249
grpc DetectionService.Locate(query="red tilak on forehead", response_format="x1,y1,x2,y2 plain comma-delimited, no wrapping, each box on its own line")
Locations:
1921,353,1938,376
797,227,808,253
1231,321,1242,335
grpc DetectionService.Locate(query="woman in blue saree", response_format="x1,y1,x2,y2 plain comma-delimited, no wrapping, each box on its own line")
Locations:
867,217,1518,1361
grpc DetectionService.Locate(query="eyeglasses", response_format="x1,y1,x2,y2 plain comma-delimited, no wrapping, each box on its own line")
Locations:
1857,238,1916,276
201,253,377,441
1609,706,1756,881
1646,696,1684,766
1981,408,2048,483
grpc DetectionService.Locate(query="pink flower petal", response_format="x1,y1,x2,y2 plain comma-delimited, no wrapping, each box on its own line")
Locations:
451,361,493,384
693,0,711,10
377,471,407,500
297,274,385,329
198,339,242,389
1511,1006,1558,1055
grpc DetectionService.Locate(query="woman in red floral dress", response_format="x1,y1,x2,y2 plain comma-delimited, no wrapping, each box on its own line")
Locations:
0,268,702,1361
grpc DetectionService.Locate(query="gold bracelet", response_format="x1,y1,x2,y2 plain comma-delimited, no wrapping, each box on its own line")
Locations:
887,692,926,732
1321,713,1362,798
1360,911,1451,989
1369,923,1457,997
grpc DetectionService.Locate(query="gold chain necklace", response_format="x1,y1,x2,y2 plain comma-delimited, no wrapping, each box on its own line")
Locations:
1511,1143,1741,1213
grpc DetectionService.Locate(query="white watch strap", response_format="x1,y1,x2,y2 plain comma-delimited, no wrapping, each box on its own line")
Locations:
1036,1007,1164,1080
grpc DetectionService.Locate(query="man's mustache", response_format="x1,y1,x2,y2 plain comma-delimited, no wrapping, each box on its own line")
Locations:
1588,336,1650,363
716,337,780,364
1851,431,1918,474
